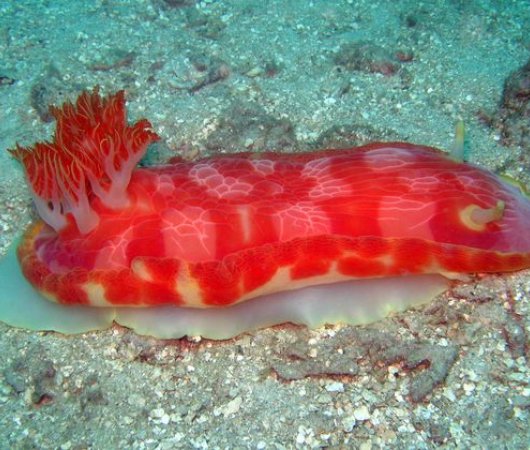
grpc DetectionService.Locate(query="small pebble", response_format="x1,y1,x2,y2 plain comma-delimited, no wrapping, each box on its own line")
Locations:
341,416,356,432
353,405,370,421
325,381,344,392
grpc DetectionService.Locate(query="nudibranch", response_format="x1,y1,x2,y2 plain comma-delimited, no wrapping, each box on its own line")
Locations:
1,89,530,339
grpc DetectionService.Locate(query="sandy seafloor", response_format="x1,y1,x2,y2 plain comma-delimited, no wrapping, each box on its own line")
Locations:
1,0,530,448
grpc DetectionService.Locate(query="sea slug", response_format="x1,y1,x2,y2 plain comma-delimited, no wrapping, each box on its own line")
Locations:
1,89,529,339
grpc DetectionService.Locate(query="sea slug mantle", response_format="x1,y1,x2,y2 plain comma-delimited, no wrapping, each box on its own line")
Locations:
1,89,529,339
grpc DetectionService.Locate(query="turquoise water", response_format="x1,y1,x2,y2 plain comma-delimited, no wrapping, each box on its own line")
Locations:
1,1,530,448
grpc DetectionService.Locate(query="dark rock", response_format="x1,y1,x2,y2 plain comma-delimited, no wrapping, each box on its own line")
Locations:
29,66,82,123
496,59,530,149
378,342,458,402
204,102,297,153
333,41,400,76
0,76,16,86
271,338,359,380
501,315,527,359
270,327,459,402
313,123,399,149
185,8,226,39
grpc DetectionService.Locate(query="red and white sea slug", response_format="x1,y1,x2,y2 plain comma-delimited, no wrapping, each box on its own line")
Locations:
1,89,530,339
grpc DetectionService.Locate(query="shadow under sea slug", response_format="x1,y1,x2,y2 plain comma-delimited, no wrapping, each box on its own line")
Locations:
1,89,529,339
